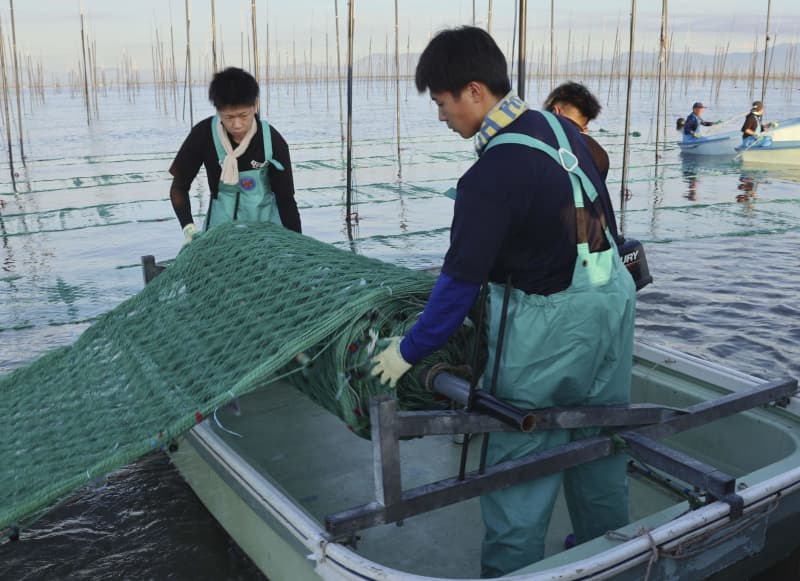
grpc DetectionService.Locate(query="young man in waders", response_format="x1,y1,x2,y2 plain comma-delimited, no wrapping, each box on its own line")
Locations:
370,27,636,578
169,67,301,244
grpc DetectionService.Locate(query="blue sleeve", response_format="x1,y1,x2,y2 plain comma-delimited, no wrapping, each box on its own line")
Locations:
399,272,481,364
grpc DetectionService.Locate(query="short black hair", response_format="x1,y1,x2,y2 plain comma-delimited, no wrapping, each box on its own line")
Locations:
415,26,510,97
208,67,259,109
543,81,602,121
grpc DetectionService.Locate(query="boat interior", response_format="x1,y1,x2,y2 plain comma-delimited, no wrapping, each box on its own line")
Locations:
188,347,800,579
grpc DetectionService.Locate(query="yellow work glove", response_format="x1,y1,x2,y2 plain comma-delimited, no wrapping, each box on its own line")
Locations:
370,336,412,388
182,223,201,246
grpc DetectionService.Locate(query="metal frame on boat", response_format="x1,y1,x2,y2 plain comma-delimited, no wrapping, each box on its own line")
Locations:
143,254,800,580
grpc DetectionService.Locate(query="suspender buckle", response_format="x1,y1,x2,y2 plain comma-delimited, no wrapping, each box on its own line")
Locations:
558,147,579,172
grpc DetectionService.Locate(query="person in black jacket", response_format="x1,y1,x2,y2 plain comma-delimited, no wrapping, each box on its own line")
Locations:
371,27,635,578
740,100,776,149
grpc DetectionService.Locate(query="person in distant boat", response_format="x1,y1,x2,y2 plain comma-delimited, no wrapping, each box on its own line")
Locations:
680,102,715,140
543,81,609,180
370,26,635,578
740,100,775,149
169,67,301,246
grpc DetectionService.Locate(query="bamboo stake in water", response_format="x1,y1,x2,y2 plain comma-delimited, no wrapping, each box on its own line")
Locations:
619,0,637,230
251,0,258,94
184,0,193,126
8,0,24,162
0,12,16,189
264,0,270,113
549,0,554,86
79,6,91,125
210,0,217,72
334,0,344,145
345,0,355,225
761,0,772,103
654,0,667,161
170,13,178,118
394,0,401,178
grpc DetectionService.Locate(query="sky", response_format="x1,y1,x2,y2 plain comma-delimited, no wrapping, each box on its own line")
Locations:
5,0,800,80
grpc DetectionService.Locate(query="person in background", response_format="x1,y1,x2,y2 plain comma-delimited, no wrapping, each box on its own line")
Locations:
740,100,776,149
169,67,301,245
543,81,609,180
543,81,621,247
370,26,635,578
681,102,715,140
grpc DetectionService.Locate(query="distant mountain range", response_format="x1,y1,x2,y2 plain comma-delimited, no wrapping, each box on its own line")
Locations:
339,42,797,78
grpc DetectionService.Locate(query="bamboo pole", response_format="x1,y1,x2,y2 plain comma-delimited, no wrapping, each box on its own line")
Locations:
265,0,270,112
170,14,178,117
251,0,258,92
0,12,16,189
761,0,771,103
345,0,354,224
619,0,637,227
394,0,401,178
184,0,193,126
8,0,24,161
654,0,667,161
210,0,217,72
334,0,344,144
549,0,554,86
325,30,330,110
79,6,91,125
90,37,99,116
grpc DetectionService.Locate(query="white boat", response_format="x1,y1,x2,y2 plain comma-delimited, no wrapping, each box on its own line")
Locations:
159,298,800,581
677,130,740,156
678,117,800,162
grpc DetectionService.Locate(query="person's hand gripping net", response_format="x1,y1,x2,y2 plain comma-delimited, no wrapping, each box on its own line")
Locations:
182,223,202,247
370,336,412,388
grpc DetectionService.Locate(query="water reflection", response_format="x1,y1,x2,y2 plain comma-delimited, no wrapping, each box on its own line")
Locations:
736,173,758,203
679,155,760,203
680,159,699,201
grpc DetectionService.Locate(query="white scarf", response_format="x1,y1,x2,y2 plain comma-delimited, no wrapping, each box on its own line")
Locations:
217,117,258,185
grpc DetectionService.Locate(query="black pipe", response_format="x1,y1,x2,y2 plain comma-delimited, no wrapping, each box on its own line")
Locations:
430,370,535,433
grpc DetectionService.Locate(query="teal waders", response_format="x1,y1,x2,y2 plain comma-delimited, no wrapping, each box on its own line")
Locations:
478,112,637,578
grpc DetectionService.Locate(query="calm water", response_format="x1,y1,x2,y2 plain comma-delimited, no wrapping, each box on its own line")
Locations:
1,77,799,579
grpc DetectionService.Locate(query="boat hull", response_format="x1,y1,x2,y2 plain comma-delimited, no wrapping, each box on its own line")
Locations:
678,133,738,156
740,140,800,166
170,341,800,580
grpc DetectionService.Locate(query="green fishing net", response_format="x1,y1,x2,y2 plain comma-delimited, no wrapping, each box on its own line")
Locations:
1,222,483,535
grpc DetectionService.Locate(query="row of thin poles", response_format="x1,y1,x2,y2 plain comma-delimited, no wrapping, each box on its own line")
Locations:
57,5,793,125
0,1,785,200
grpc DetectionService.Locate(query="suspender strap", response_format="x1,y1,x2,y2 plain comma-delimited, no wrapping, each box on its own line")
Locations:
483,112,607,244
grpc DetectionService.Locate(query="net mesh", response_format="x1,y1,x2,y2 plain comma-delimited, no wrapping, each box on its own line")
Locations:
1,222,482,535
